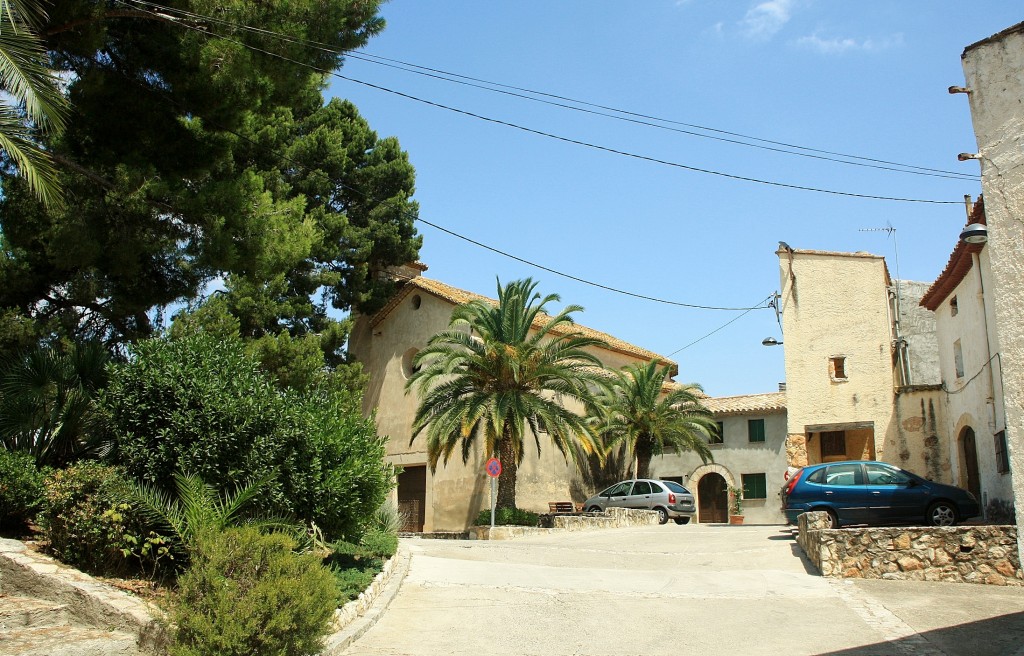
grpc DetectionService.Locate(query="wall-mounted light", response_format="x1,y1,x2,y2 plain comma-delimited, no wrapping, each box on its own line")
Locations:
762,337,783,347
960,224,988,244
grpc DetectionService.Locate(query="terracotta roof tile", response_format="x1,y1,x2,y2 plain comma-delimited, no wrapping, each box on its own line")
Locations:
371,276,677,369
702,391,787,416
920,197,985,311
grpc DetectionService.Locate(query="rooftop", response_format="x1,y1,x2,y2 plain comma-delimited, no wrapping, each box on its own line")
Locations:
702,391,787,416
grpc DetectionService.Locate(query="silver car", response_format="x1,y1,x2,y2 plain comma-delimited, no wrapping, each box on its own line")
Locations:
583,479,696,525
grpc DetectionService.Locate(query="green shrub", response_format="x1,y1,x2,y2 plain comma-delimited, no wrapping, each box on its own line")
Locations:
329,563,377,603
0,450,48,531
40,463,174,577
169,526,339,656
101,335,392,542
474,507,539,527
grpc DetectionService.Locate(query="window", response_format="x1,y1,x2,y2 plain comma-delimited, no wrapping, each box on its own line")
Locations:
632,481,652,495
824,463,863,486
806,468,826,484
821,431,847,458
742,473,767,500
995,431,1010,474
535,417,548,434
663,481,691,494
865,463,911,485
950,296,958,316
401,348,420,379
747,419,765,443
953,340,965,379
411,294,422,310
710,421,724,444
830,356,847,381
604,481,631,496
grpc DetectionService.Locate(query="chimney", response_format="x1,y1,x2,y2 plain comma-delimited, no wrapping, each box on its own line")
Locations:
778,382,787,392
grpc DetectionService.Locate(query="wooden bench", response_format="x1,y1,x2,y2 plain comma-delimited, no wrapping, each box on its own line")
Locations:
548,501,580,514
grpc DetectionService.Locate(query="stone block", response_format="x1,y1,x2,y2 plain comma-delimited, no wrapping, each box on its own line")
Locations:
995,559,1018,577
897,556,923,571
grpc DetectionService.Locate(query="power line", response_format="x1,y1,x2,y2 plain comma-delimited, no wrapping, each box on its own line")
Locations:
97,4,771,313
124,0,977,182
117,1,966,204
666,296,772,356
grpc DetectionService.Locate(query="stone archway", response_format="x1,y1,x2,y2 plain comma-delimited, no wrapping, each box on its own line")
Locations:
689,464,737,524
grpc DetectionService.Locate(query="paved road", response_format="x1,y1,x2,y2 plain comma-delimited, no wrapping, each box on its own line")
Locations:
343,524,1024,656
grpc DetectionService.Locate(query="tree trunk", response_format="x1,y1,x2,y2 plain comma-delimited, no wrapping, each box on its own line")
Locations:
635,439,653,480
496,434,518,510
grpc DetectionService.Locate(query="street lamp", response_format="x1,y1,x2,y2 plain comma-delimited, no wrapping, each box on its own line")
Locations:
761,337,783,346
960,224,988,244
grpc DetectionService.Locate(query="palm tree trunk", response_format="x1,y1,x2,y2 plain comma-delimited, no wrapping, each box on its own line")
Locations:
496,434,518,510
635,439,653,479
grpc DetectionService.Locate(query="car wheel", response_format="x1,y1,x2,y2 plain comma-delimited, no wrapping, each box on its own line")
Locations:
927,501,958,526
674,517,690,525
822,509,839,529
586,505,602,513
655,507,669,525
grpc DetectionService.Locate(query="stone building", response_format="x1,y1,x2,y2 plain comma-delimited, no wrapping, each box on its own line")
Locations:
920,198,1013,520
350,264,792,530
775,247,948,481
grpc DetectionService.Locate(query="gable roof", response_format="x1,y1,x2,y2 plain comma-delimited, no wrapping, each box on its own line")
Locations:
703,391,787,417
370,276,677,371
920,197,985,311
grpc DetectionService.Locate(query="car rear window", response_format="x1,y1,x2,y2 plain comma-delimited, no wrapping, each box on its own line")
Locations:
662,481,690,494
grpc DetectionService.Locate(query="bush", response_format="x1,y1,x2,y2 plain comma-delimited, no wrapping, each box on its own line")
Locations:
40,463,174,577
0,450,48,531
169,527,339,656
474,507,539,527
101,335,392,541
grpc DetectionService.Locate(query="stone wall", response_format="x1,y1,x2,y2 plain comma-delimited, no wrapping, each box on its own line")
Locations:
797,511,1023,586
469,507,659,540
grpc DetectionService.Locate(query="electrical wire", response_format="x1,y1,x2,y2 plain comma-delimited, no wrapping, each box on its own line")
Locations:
116,1,967,204
123,0,977,181
665,294,774,356
92,7,774,313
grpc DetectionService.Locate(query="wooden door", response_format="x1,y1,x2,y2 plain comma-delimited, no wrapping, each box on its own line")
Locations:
698,473,728,523
961,427,981,500
397,466,426,532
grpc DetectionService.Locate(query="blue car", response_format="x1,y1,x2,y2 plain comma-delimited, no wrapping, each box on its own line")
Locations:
781,460,980,528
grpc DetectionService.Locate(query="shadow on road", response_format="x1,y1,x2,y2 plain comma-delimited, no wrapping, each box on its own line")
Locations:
813,611,1024,656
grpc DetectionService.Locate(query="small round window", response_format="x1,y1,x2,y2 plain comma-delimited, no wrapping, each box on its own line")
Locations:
402,347,421,379
411,294,422,310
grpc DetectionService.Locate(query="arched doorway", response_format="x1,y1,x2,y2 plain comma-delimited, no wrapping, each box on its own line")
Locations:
698,473,728,523
959,427,981,500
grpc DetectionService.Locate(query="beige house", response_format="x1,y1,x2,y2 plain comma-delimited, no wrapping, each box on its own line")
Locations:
654,391,788,524
776,247,950,480
349,265,677,532
920,198,1013,520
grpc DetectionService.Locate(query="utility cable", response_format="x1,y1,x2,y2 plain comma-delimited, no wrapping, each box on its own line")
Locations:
123,0,976,181
116,1,967,203
666,294,774,356
94,10,773,313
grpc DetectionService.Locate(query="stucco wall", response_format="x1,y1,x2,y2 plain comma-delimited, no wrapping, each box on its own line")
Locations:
778,250,897,462
889,388,949,483
654,411,788,524
929,246,1012,512
897,280,941,386
351,283,679,531
961,29,1024,533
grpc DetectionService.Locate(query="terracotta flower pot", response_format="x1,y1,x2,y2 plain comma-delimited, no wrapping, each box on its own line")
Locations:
729,515,745,525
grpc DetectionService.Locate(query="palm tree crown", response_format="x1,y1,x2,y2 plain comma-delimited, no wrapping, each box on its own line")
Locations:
598,359,715,480
406,278,609,510
0,0,68,207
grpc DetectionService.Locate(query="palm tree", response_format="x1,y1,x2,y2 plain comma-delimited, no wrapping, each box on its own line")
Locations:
0,0,68,207
406,278,609,511
597,359,715,479
0,341,108,467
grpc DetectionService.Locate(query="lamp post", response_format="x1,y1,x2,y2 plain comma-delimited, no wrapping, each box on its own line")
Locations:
761,337,783,346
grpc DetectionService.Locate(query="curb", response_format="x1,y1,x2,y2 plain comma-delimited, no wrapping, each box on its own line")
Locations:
0,538,168,653
321,542,412,655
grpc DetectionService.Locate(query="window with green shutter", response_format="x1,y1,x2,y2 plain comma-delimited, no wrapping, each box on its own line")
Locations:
742,473,767,500
747,418,765,443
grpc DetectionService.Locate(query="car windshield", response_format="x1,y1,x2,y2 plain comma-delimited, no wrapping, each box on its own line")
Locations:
662,481,690,494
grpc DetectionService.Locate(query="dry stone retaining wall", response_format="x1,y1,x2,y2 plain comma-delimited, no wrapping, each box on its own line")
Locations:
469,507,659,540
797,511,1023,586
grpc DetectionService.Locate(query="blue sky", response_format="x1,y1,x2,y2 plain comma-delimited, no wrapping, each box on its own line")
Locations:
327,2,1021,397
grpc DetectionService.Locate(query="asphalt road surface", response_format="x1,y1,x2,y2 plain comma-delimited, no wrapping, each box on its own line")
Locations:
342,523,1024,656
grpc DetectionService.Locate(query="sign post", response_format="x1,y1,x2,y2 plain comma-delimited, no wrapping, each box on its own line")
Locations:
485,457,502,528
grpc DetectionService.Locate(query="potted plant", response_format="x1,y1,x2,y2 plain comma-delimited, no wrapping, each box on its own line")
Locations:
728,486,744,525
